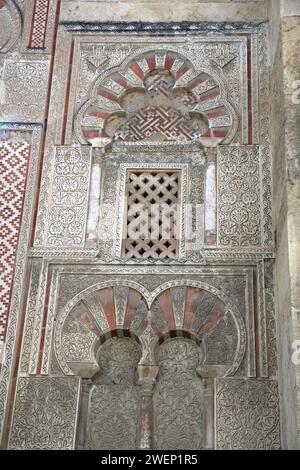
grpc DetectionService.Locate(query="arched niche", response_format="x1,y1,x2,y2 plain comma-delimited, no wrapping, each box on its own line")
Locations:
84,337,142,450
149,280,246,377
75,48,238,148
153,337,205,450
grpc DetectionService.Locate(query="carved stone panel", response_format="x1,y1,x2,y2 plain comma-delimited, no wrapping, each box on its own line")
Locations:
0,59,50,122
215,379,280,450
9,377,80,450
85,338,141,450
153,338,204,450
45,146,92,247
218,145,262,247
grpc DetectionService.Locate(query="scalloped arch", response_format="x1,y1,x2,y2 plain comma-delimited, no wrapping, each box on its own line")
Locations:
54,279,246,378
75,48,238,147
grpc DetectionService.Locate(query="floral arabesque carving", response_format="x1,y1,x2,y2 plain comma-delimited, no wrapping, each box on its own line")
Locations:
86,338,141,450
218,146,261,246
153,338,204,449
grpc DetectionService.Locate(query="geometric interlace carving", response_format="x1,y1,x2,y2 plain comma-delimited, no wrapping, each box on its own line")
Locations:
122,171,180,258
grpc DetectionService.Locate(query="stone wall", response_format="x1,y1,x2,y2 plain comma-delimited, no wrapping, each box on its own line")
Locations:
268,0,300,450
61,0,268,23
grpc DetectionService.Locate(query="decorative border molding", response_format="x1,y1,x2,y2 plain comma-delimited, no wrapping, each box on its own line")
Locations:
258,24,273,248
257,259,268,377
19,260,43,374
61,22,263,33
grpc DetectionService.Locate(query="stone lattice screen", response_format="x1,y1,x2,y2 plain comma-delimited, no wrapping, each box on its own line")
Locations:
122,170,180,258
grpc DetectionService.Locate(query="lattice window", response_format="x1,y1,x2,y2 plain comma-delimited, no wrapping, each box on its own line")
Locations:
122,170,180,259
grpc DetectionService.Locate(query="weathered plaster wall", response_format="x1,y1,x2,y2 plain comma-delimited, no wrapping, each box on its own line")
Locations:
268,0,300,449
60,0,267,22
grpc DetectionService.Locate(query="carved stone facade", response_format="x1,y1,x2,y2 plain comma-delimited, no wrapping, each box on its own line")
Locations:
1,0,299,451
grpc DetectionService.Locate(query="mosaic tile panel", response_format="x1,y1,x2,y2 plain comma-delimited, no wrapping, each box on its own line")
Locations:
0,140,30,363
29,0,50,49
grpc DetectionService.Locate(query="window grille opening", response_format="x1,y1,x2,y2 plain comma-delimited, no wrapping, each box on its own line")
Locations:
122,170,181,259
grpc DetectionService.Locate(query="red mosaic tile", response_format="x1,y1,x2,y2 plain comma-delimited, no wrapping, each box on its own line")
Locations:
29,0,50,49
0,140,30,361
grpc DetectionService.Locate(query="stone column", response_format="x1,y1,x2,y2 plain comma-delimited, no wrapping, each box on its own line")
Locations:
137,319,159,449
76,378,91,450
137,372,158,450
